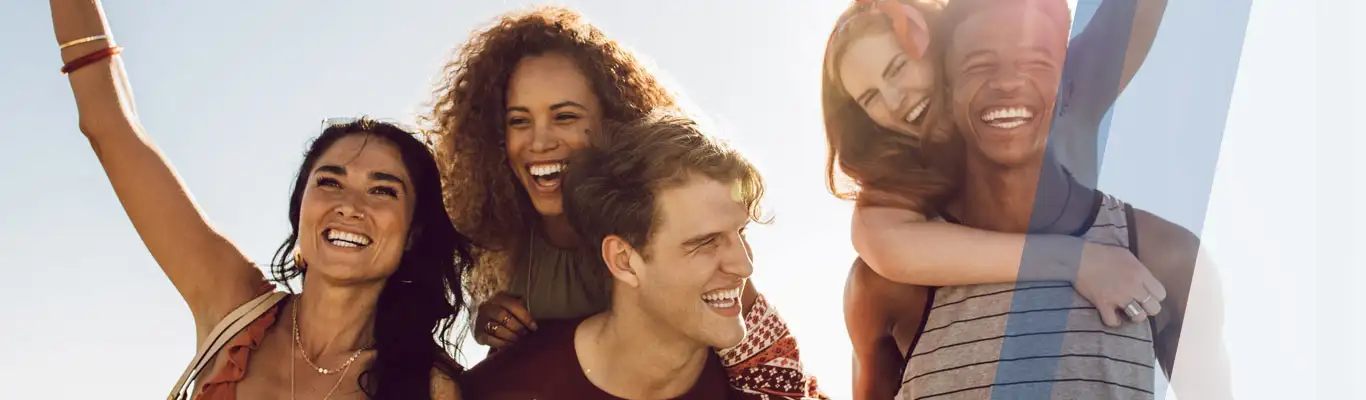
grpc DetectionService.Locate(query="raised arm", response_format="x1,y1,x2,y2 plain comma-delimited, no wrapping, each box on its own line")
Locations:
1133,209,1233,399
852,205,1167,327
1067,0,1169,123
50,0,264,342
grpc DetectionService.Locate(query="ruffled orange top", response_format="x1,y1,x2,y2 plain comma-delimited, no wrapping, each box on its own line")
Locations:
194,283,288,400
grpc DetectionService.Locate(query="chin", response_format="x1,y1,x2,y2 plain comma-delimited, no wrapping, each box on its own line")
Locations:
699,320,747,349
307,263,391,286
986,148,1046,167
528,197,564,217
306,251,400,284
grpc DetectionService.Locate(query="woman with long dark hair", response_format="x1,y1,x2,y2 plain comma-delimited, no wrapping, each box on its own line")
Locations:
49,1,471,398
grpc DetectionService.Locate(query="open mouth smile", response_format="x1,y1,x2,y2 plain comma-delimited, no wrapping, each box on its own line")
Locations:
903,97,930,126
979,105,1036,130
702,284,743,312
323,228,372,249
526,160,567,192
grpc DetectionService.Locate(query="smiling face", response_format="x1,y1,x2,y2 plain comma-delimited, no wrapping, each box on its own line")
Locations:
504,53,604,218
296,134,415,284
838,31,937,137
944,2,1068,168
632,176,753,349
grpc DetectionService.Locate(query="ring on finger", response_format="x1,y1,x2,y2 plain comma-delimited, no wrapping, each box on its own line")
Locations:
499,314,512,325
1123,301,1145,318
486,320,500,333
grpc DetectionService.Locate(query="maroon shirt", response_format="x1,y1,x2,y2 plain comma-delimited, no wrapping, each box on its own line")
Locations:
459,318,734,400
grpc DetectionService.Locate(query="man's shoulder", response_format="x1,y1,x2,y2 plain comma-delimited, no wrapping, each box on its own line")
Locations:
459,318,585,395
845,259,932,334
1130,207,1200,274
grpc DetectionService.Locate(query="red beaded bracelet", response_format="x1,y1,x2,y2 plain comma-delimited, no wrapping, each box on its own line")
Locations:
61,46,123,75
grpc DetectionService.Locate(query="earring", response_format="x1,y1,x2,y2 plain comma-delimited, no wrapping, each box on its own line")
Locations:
293,248,307,270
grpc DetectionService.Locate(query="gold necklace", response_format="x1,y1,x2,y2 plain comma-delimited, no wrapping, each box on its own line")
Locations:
290,315,356,400
292,299,370,375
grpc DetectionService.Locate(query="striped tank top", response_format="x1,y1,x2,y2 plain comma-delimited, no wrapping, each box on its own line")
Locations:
898,192,1156,400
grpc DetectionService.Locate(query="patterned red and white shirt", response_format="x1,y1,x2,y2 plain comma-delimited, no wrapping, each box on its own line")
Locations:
720,294,829,400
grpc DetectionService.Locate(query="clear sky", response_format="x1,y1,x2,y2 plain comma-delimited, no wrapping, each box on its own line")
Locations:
0,0,1357,399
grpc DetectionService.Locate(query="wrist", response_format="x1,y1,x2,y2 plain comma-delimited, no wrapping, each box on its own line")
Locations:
1019,234,1087,283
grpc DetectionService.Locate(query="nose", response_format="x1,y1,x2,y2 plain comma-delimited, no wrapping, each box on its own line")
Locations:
721,238,754,280
335,194,366,220
987,65,1026,94
529,118,560,154
877,81,905,110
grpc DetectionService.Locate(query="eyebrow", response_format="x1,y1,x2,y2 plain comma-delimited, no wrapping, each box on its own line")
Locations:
1020,45,1053,58
857,89,877,105
506,101,588,114
961,49,997,63
881,53,905,78
371,172,407,189
314,165,408,189
962,46,1052,62
681,231,723,249
855,54,909,105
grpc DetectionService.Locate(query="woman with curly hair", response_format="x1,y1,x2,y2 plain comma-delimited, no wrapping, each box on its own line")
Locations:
426,6,823,399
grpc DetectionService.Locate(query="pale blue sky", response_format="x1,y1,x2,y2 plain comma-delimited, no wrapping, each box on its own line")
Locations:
0,0,1355,399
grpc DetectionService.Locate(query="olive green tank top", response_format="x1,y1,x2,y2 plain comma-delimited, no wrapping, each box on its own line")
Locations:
504,232,612,320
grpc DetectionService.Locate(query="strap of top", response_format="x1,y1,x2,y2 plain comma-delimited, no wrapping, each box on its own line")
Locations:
167,290,288,400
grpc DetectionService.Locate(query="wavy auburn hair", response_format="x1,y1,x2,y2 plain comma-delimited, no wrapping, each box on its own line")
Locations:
821,0,963,212
424,5,677,303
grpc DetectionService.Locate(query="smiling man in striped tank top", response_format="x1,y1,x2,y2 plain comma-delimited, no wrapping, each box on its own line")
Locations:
886,0,1236,399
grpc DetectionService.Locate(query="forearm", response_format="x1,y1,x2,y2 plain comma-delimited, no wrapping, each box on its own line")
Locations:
54,0,139,135
1071,0,1169,107
855,220,1089,286
1121,0,1168,89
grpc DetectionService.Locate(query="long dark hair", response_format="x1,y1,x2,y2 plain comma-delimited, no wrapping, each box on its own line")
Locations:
269,117,471,399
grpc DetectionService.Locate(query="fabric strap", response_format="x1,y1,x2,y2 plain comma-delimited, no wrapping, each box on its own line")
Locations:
167,291,288,400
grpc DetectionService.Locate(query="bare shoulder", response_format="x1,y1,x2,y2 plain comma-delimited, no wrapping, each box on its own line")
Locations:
430,367,462,400
1131,208,1204,334
1131,208,1200,277
845,258,930,335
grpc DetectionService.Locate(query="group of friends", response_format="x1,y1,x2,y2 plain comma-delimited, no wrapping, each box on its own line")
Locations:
47,0,1231,398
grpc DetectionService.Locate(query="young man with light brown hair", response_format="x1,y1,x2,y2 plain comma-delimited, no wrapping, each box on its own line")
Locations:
459,110,774,399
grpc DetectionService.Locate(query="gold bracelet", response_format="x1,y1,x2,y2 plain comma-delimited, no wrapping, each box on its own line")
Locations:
59,35,109,50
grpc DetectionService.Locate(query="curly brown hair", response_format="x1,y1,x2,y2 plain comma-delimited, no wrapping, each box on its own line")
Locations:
821,0,963,213
425,5,678,304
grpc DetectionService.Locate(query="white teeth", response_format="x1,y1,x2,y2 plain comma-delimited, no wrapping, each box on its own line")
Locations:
529,162,566,177
980,106,1034,122
904,99,929,124
988,120,1027,129
326,229,372,247
702,287,742,303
